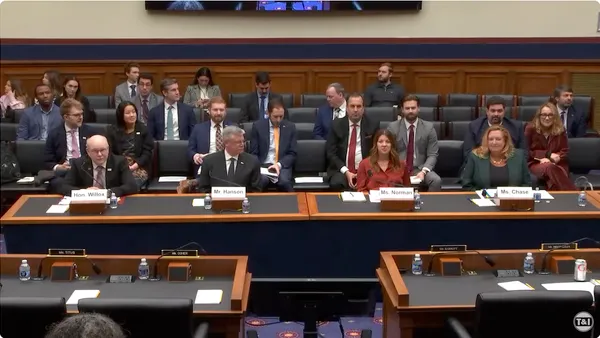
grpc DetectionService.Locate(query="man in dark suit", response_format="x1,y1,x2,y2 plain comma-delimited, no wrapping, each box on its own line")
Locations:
249,97,298,192
58,134,138,197
177,125,261,193
239,71,288,122
326,93,378,191
313,83,346,140
187,96,232,176
147,78,196,140
553,84,587,138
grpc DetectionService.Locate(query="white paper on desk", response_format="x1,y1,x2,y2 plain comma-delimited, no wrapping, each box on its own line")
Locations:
470,199,497,207
66,289,100,305
538,190,554,200
476,189,496,199
369,190,381,203
195,289,223,304
46,205,69,214
192,198,205,207
158,176,187,183
410,176,422,185
197,166,202,175
59,197,71,205
341,192,366,202
16,176,35,184
294,177,323,183
542,282,596,300
498,281,534,291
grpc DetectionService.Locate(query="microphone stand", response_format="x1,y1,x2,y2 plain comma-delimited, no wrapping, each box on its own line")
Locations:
149,241,207,281
425,250,495,277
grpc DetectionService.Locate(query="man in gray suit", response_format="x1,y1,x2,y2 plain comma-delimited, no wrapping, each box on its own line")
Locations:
133,73,162,124
387,94,442,191
114,61,140,106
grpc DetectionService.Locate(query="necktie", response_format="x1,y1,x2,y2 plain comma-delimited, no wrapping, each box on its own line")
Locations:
166,105,174,140
70,129,80,158
130,85,137,98
227,158,236,180
94,166,105,189
561,111,566,127
215,124,224,151
406,124,415,174
333,108,341,120
347,124,358,173
259,96,267,119
142,98,149,123
273,126,280,163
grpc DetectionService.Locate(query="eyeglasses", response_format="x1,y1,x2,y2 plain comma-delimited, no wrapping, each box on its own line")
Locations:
88,148,108,154
540,114,554,119
68,113,83,118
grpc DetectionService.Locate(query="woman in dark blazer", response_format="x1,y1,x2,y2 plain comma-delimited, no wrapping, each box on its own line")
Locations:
54,75,97,123
462,125,531,190
107,101,154,188
525,103,576,191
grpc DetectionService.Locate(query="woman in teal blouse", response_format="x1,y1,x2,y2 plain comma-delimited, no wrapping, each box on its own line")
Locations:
462,125,531,190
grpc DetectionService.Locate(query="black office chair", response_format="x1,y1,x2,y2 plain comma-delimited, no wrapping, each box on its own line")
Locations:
0,297,67,338
593,286,600,338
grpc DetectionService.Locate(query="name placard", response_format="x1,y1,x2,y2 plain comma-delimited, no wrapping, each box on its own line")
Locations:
71,189,108,202
430,245,467,253
160,249,199,257
48,248,86,257
496,187,533,199
379,187,414,201
540,243,578,251
211,186,245,200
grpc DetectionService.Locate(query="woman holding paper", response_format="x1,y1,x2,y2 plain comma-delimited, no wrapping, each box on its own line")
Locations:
525,103,576,191
356,129,410,192
461,125,531,190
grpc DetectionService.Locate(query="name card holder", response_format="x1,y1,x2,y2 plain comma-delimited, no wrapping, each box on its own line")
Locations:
51,262,75,282
210,187,245,212
168,262,192,282
440,257,462,276
551,255,576,275
379,187,414,212
496,186,534,212
70,189,108,215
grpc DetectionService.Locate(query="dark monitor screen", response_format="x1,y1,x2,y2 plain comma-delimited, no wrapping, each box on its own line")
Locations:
145,1,422,11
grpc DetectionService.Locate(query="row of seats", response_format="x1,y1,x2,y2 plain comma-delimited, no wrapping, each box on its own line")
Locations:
2,137,599,194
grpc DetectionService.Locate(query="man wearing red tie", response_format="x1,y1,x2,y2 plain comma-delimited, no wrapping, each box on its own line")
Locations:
326,93,378,191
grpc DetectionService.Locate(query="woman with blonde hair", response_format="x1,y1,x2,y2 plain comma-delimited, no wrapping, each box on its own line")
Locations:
462,125,531,190
525,103,576,190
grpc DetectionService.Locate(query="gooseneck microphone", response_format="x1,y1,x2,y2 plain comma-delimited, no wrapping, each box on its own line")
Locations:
209,172,243,187
539,237,600,275
150,241,208,281
425,250,496,276
34,256,102,281
367,169,404,188
80,157,111,193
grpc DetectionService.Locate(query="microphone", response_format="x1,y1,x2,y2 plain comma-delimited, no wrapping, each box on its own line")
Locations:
425,250,496,277
209,172,243,187
367,169,404,188
539,237,600,275
33,256,102,281
149,241,208,281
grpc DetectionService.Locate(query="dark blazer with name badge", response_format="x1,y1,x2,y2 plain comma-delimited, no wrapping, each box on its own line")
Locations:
249,119,298,169
106,122,154,173
196,151,262,193
461,148,532,191
240,92,289,123
326,115,378,177
58,154,138,197
43,123,99,170
147,102,197,141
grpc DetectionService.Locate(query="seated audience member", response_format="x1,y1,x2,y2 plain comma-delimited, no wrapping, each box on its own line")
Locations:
463,96,526,160
183,67,222,109
54,75,97,123
106,101,154,189
17,84,61,140
133,73,163,125
1,79,28,117
326,93,378,191
178,126,261,193
240,71,288,122
58,134,138,197
552,84,586,138
46,313,126,338
44,98,98,175
147,78,196,140
313,82,346,140
525,103,576,191
356,129,410,192
363,62,405,108
462,125,531,190
387,94,441,191
114,61,140,106
41,70,62,104
187,96,232,177
250,97,298,192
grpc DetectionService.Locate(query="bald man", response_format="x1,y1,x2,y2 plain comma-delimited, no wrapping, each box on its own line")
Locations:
57,135,138,197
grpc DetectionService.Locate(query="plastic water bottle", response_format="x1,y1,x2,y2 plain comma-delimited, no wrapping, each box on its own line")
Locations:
109,193,118,209
414,190,422,210
0,233,7,254
523,253,535,274
578,191,587,207
138,258,149,280
411,254,423,275
19,259,31,281
242,198,250,214
534,187,541,203
204,193,212,210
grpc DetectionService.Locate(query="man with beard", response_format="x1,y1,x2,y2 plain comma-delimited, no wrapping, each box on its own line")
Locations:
17,84,62,140
363,62,405,107
387,95,441,191
462,96,526,162
552,85,586,138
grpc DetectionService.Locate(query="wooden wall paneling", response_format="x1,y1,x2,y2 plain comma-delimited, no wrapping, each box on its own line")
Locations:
412,68,458,95
514,71,563,95
464,71,509,94
313,71,359,95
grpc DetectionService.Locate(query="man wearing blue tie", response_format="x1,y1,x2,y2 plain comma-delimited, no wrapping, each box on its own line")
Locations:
239,71,288,122
147,78,196,141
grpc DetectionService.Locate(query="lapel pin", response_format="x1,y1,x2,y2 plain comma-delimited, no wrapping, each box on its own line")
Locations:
240,162,244,165
83,137,87,140
107,168,112,172
136,131,141,135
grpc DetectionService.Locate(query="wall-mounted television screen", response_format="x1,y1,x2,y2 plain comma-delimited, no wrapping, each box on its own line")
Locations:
145,1,422,11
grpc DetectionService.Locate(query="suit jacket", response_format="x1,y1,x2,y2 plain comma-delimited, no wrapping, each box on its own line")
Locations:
17,105,62,140
249,119,298,169
463,117,527,160
461,149,532,191
58,154,138,197
132,92,163,124
187,120,232,174
147,102,197,141
106,122,154,172
326,116,378,176
387,118,439,172
240,92,288,123
55,96,97,123
43,123,99,170
313,104,335,140
524,124,570,172
196,151,261,193
183,85,221,107
562,105,587,138
114,82,137,106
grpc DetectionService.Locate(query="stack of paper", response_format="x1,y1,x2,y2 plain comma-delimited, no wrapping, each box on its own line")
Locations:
158,176,187,183
195,289,223,304
541,282,596,300
260,168,279,178
66,290,101,305
341,192,366,202
410,176,422,185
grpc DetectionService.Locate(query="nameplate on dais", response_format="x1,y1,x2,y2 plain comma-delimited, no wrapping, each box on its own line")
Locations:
48,248,86,257
496,187,533,199
211,186,245,200
379,187,414,201
71,189,108,202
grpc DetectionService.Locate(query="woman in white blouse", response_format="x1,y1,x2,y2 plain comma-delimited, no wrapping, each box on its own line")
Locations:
183,67,221,109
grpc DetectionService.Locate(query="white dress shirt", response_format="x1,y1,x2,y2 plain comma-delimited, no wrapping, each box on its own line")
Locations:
333,101,347,120
340,120,362,174
224,150,239,173
209,120,224,154
164,102,180,140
